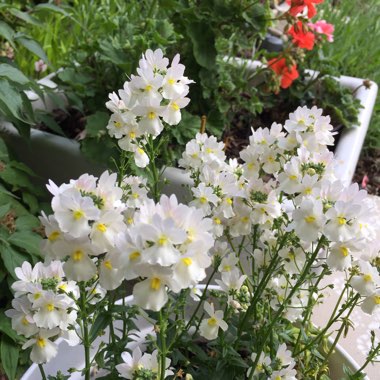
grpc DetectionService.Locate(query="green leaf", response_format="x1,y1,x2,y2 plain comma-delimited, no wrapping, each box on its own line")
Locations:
35,3,70,17
8,231,41,257
22,192,39,215
36,112,65,136
0,203,11,218
15,36,50,65
0,79,31,124
0,21,15,46
0,313,20,342
85,112,109,138
9,8,42,26
0,245,30,279
90,313,112,343
0,64,30,85
1,335,19,380
186,22,217,68
15,215,41,231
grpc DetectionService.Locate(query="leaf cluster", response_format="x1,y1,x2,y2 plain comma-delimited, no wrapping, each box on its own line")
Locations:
0,138,46,379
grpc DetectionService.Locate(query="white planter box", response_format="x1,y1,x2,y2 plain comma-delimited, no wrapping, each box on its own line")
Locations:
0,65,376,188
21,285,370,380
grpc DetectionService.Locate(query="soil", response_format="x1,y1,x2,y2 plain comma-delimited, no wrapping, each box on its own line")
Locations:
353,149,380,196
36,106,378,196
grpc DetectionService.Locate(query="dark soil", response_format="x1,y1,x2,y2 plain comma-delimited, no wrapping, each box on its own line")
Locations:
36,106,378,196
353,149,380,196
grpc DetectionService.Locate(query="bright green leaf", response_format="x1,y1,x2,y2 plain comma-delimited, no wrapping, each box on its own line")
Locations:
15,36,50,65
0,64,30,85
0,21,15,46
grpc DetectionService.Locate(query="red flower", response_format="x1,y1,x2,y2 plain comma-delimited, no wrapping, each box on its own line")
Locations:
286,0,324,19
288,21,315,50
268,57,299,89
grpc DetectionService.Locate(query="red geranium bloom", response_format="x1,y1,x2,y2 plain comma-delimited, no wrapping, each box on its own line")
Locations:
268,57,299,89
288,21,315,50
286,0,324,19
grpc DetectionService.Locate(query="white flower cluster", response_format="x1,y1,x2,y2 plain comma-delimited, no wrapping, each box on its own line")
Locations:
120,194,215,311
40,171,130,291
5,261,79,364
106,48,193,167
180,106,380,318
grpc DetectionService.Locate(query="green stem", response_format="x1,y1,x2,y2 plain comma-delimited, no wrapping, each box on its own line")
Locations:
80,285,91,380
38,364,47,380
319,294,360,369
354,341,380,375
159,310,167,380
248,238,325,380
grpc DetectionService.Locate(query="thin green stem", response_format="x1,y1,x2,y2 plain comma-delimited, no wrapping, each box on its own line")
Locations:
80,285,91,380
38,364,47,380
319,294,360,369
159,310,167,380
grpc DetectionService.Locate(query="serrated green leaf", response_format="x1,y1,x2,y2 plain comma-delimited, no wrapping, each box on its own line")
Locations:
0,63,30,85
0,21,15,47
0,245,29,279
15,36,50,65
1,335,19,380
8,231,41,257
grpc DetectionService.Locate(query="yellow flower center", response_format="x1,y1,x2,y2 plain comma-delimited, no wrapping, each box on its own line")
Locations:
340,247,349,257
103,260,113,270
34,293,41,300
289,252,295,260
48,231,60,241
363,274,372,282
213,217,221,225
275,377,282,380
199,196,208,204
127,217,134,225
305,215,316,223
207,317,218,326
73,210,84,220
289,175,298,180
132,193,139,199
137,147,145,155
72,250,84,262
148,111,156,120
171,102,179,111
37,338,46,348
247,162,255,170
21,317,29,325
206,148,214,154
158,235,168,246
46,303,55,312
226,198,232,205
114,121,122,128
129,251,141,261
304,187,312,195
150,277,161,290
96,223,107,233
241,216,249,223
337,216,347,225
129,131,136,139
145,84,153,92
59,283,67,291
168,78,175,85
223,265,231,272
181,257,192,266
374,295,380,305
191,153,198,159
